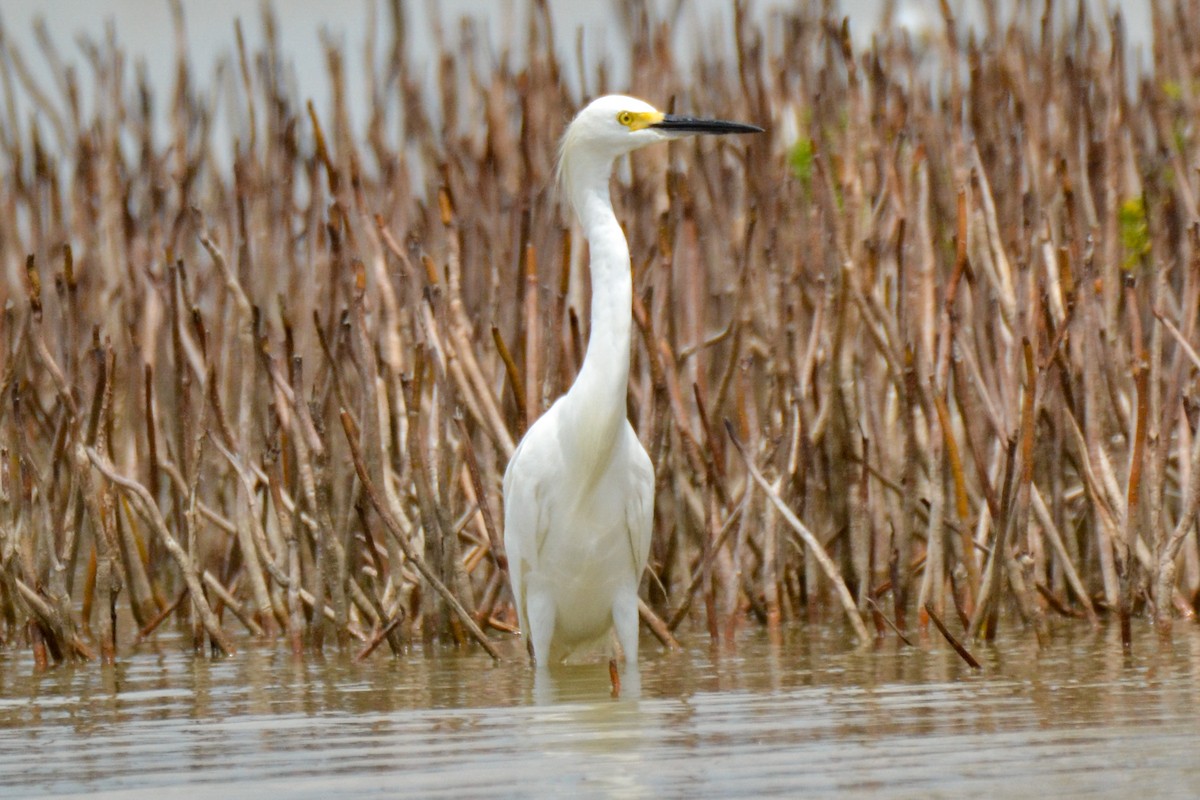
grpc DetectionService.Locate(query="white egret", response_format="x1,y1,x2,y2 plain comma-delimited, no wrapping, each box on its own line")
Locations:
502,95,762,668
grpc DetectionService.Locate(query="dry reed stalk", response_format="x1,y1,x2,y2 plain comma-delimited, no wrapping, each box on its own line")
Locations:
1,1,1199,665
340,410,500,660
727,421,872,646
82,447,235,655
925,602,981,669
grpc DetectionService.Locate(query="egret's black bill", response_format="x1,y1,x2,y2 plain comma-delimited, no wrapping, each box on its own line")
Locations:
651,115,764,135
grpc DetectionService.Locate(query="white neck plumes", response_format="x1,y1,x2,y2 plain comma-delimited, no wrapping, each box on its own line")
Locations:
560,150,632,461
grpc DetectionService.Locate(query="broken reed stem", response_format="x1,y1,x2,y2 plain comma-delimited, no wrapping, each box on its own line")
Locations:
638,597,682,650
493,325,527,436
726,420,872,646
925,603,981,669
340,410,501,661
202,570,264,636
866,597,915,647
133,589,189,645
82,446,236,656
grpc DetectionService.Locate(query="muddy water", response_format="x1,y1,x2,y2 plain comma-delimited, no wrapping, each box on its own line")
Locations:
2,622,1199,798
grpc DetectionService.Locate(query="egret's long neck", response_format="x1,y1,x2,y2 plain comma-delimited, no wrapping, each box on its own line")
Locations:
563,157,632,454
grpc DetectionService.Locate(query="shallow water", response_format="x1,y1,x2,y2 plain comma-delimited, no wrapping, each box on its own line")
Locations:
2,621,1200,798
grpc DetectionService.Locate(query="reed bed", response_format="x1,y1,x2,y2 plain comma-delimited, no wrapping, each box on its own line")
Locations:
1,0,1198,667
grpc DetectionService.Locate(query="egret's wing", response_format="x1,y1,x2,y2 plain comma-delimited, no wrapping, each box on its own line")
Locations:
503,456,528,616
502,432,550,636
624,429,655,578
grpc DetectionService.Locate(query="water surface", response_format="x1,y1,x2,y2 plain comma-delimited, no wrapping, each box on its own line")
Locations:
2,622,1199,798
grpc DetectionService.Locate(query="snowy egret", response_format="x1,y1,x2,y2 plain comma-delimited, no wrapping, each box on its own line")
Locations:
502,95,762,668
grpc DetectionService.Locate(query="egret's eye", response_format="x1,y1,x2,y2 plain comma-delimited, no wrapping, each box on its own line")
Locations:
617,111,634,127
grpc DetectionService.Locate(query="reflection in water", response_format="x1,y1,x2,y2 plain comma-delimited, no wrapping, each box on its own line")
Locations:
2,622,1200,797
532,662,641,705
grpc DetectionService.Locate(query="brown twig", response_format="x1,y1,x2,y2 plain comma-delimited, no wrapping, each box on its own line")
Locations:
924,602,981,669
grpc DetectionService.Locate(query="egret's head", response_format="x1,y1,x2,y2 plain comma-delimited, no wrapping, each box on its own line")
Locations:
557,94,762,201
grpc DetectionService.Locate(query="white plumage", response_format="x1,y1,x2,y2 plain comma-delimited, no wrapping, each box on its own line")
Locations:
503,95,761,668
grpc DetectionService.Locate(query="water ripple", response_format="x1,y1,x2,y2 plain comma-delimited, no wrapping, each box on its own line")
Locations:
2,624,1199,798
